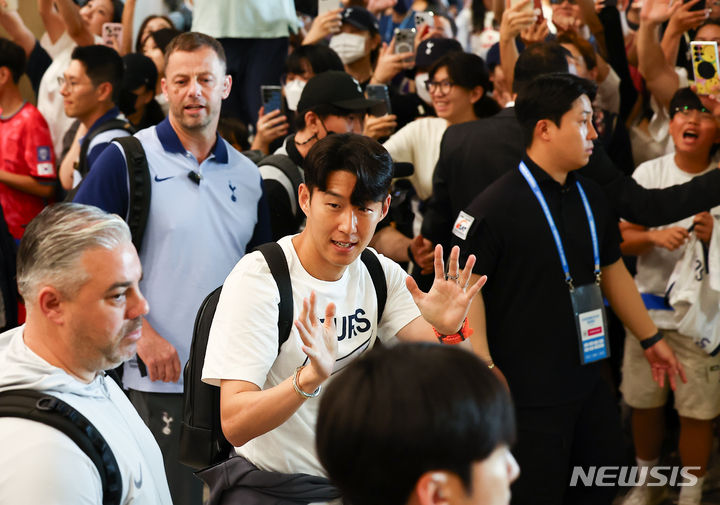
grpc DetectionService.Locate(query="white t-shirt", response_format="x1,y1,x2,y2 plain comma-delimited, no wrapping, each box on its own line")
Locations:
202,235,421,476
632,153,720,329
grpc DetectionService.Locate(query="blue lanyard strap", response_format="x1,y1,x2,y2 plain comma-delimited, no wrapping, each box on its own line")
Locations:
518,162,601,290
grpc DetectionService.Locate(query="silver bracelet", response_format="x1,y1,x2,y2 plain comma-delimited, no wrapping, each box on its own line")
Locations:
292,365,321,399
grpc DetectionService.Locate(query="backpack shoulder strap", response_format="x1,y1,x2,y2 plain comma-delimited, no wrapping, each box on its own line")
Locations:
361,249,387,323
0,389,122,505
258,154,303,195
113,136,151,254
256,242,294,351
78,119,134,177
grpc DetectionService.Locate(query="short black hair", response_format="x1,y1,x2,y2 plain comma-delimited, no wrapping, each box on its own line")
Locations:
303,133,393,206
515,73,597,147
286,44,344,77
429,51,500,119
293,103,358,131
0,37,25,84
316,343,516,505
513,42,571,96
70,45,123,103
110,0,123,23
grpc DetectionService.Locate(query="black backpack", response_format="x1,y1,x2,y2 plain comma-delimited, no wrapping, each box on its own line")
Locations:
76,119,135,178
0,389,122,505
178,242,387,470
257,153,306,232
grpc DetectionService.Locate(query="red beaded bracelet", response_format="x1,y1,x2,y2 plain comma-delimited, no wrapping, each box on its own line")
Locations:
433,317,473,345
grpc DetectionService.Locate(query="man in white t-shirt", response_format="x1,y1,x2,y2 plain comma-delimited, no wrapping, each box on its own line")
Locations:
201,133,487,503
619,88,720,505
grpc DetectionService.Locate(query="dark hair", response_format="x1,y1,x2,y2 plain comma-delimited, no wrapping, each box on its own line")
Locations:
429,51,501,118
135,14,174,53
110,0,123,23
0,37,25,84
293,103,357,131
303,133,393,206
556,31,597,71
316,343,516,505
472,0,488,32
515,73,597,147
164,32,226,72
71,45,123,103
286,44,344,78
512,42,570,95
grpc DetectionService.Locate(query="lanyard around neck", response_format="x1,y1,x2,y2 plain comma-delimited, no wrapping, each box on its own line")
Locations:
518,161,600,291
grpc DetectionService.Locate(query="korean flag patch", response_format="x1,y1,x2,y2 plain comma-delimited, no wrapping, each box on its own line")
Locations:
37,146,51,162
452,211,475,241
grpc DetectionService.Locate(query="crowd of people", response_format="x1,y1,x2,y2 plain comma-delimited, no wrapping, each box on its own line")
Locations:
1,0,720,504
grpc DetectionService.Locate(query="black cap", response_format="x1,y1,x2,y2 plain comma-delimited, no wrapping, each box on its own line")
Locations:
150,27,181,53
121,53,158,91
341,7,380,33
297,71,382,113
415,38,462,69
669,87,709,118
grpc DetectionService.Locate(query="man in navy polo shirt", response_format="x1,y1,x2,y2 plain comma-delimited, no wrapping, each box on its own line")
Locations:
57,45,130,190
74,32,270,505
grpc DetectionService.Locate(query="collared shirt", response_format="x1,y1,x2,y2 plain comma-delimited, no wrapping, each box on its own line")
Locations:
191,0,299,38
74,117,271,394
454,155,622,407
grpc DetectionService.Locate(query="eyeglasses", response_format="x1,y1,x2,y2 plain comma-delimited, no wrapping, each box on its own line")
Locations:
425,79,454,95
673,106,714,121
549,0,578,5
57,76,88,92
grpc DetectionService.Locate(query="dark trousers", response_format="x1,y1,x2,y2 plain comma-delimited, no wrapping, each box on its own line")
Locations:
128,389,203,505
218,37,289,127
511,379,625,505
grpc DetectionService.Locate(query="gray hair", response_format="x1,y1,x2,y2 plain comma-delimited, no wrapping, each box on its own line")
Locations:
17,203,132,303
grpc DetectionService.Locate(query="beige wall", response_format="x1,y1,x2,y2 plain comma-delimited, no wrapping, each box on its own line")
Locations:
1,2,46,104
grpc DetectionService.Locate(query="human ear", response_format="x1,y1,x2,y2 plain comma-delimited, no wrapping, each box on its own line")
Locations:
37,286,66,325
298,183,311,216
414,472,453,505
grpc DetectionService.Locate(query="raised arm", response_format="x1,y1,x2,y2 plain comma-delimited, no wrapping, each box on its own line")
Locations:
121,0,136,55
660,0,706,68
54,0,94,47
637,0,681,110
219,293,337,447
0,7,37,57
498,0,535,92
38,0,66,45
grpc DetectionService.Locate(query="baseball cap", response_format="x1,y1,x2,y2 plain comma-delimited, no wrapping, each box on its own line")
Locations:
121,53,158,91
669,87,710,118
415,38,462,69
341,7,380,33
297,71,382,113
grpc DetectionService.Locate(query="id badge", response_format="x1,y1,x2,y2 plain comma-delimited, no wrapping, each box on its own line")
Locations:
570,283,610,365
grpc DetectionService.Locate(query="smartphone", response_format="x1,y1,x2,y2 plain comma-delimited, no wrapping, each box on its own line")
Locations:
414,11,435,28
507,0,544,22
686,0,706,12
0,0,18,11
394,28,416,55
101,22,123,48
261,85,284,114
366,84,392,116
691,41,720,95
318,0,341,16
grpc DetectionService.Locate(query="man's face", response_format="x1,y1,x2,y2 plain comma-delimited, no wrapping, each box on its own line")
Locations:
64,242,148,374
60,60,102,121
162,47,231,133
79,0,114,37
544,94,597,171
560,43,591,80
298,170,389,280
669,106,719,157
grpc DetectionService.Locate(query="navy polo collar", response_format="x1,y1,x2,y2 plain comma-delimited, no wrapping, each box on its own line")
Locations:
85,106,121,136
156,117,228,164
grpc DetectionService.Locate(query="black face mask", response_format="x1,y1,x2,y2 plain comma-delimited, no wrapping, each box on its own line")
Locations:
319,118,337,137
117,89,139,116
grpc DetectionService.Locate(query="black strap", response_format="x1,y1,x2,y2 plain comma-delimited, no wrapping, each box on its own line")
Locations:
77,119,134,177
114,136,151,254
257,242,294,351
361,249,387,323
258,154,304,226
0,389,122,505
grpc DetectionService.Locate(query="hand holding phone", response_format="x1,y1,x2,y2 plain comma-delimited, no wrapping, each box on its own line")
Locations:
366,84,392,116
691,41,720,95
318,0,342,16
102,22,124,49
261,85,284,115
393,28,416,55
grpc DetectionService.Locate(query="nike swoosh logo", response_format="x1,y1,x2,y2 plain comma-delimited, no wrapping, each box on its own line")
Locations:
154,175,175,182
133,464,142,489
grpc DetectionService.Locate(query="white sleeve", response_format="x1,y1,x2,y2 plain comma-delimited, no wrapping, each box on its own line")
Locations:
383,121,417,168
0,419,102,505
375,251,422,340
631,160,653,187
202,253,281,388
596,66,621,116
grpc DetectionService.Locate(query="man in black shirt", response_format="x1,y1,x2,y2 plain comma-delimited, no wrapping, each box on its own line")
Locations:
422,42,720,250
454,74,685,505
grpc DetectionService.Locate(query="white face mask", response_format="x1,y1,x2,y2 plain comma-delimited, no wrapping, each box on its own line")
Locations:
284,79,306,112
329,32,367,65
415,72,432,105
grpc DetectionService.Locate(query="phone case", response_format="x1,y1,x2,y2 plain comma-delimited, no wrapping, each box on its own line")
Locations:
261,86,283,114
394,28,415,54
692,41,720,95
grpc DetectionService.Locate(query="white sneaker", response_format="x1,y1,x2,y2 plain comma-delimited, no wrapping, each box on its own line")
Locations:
621,485,668,505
